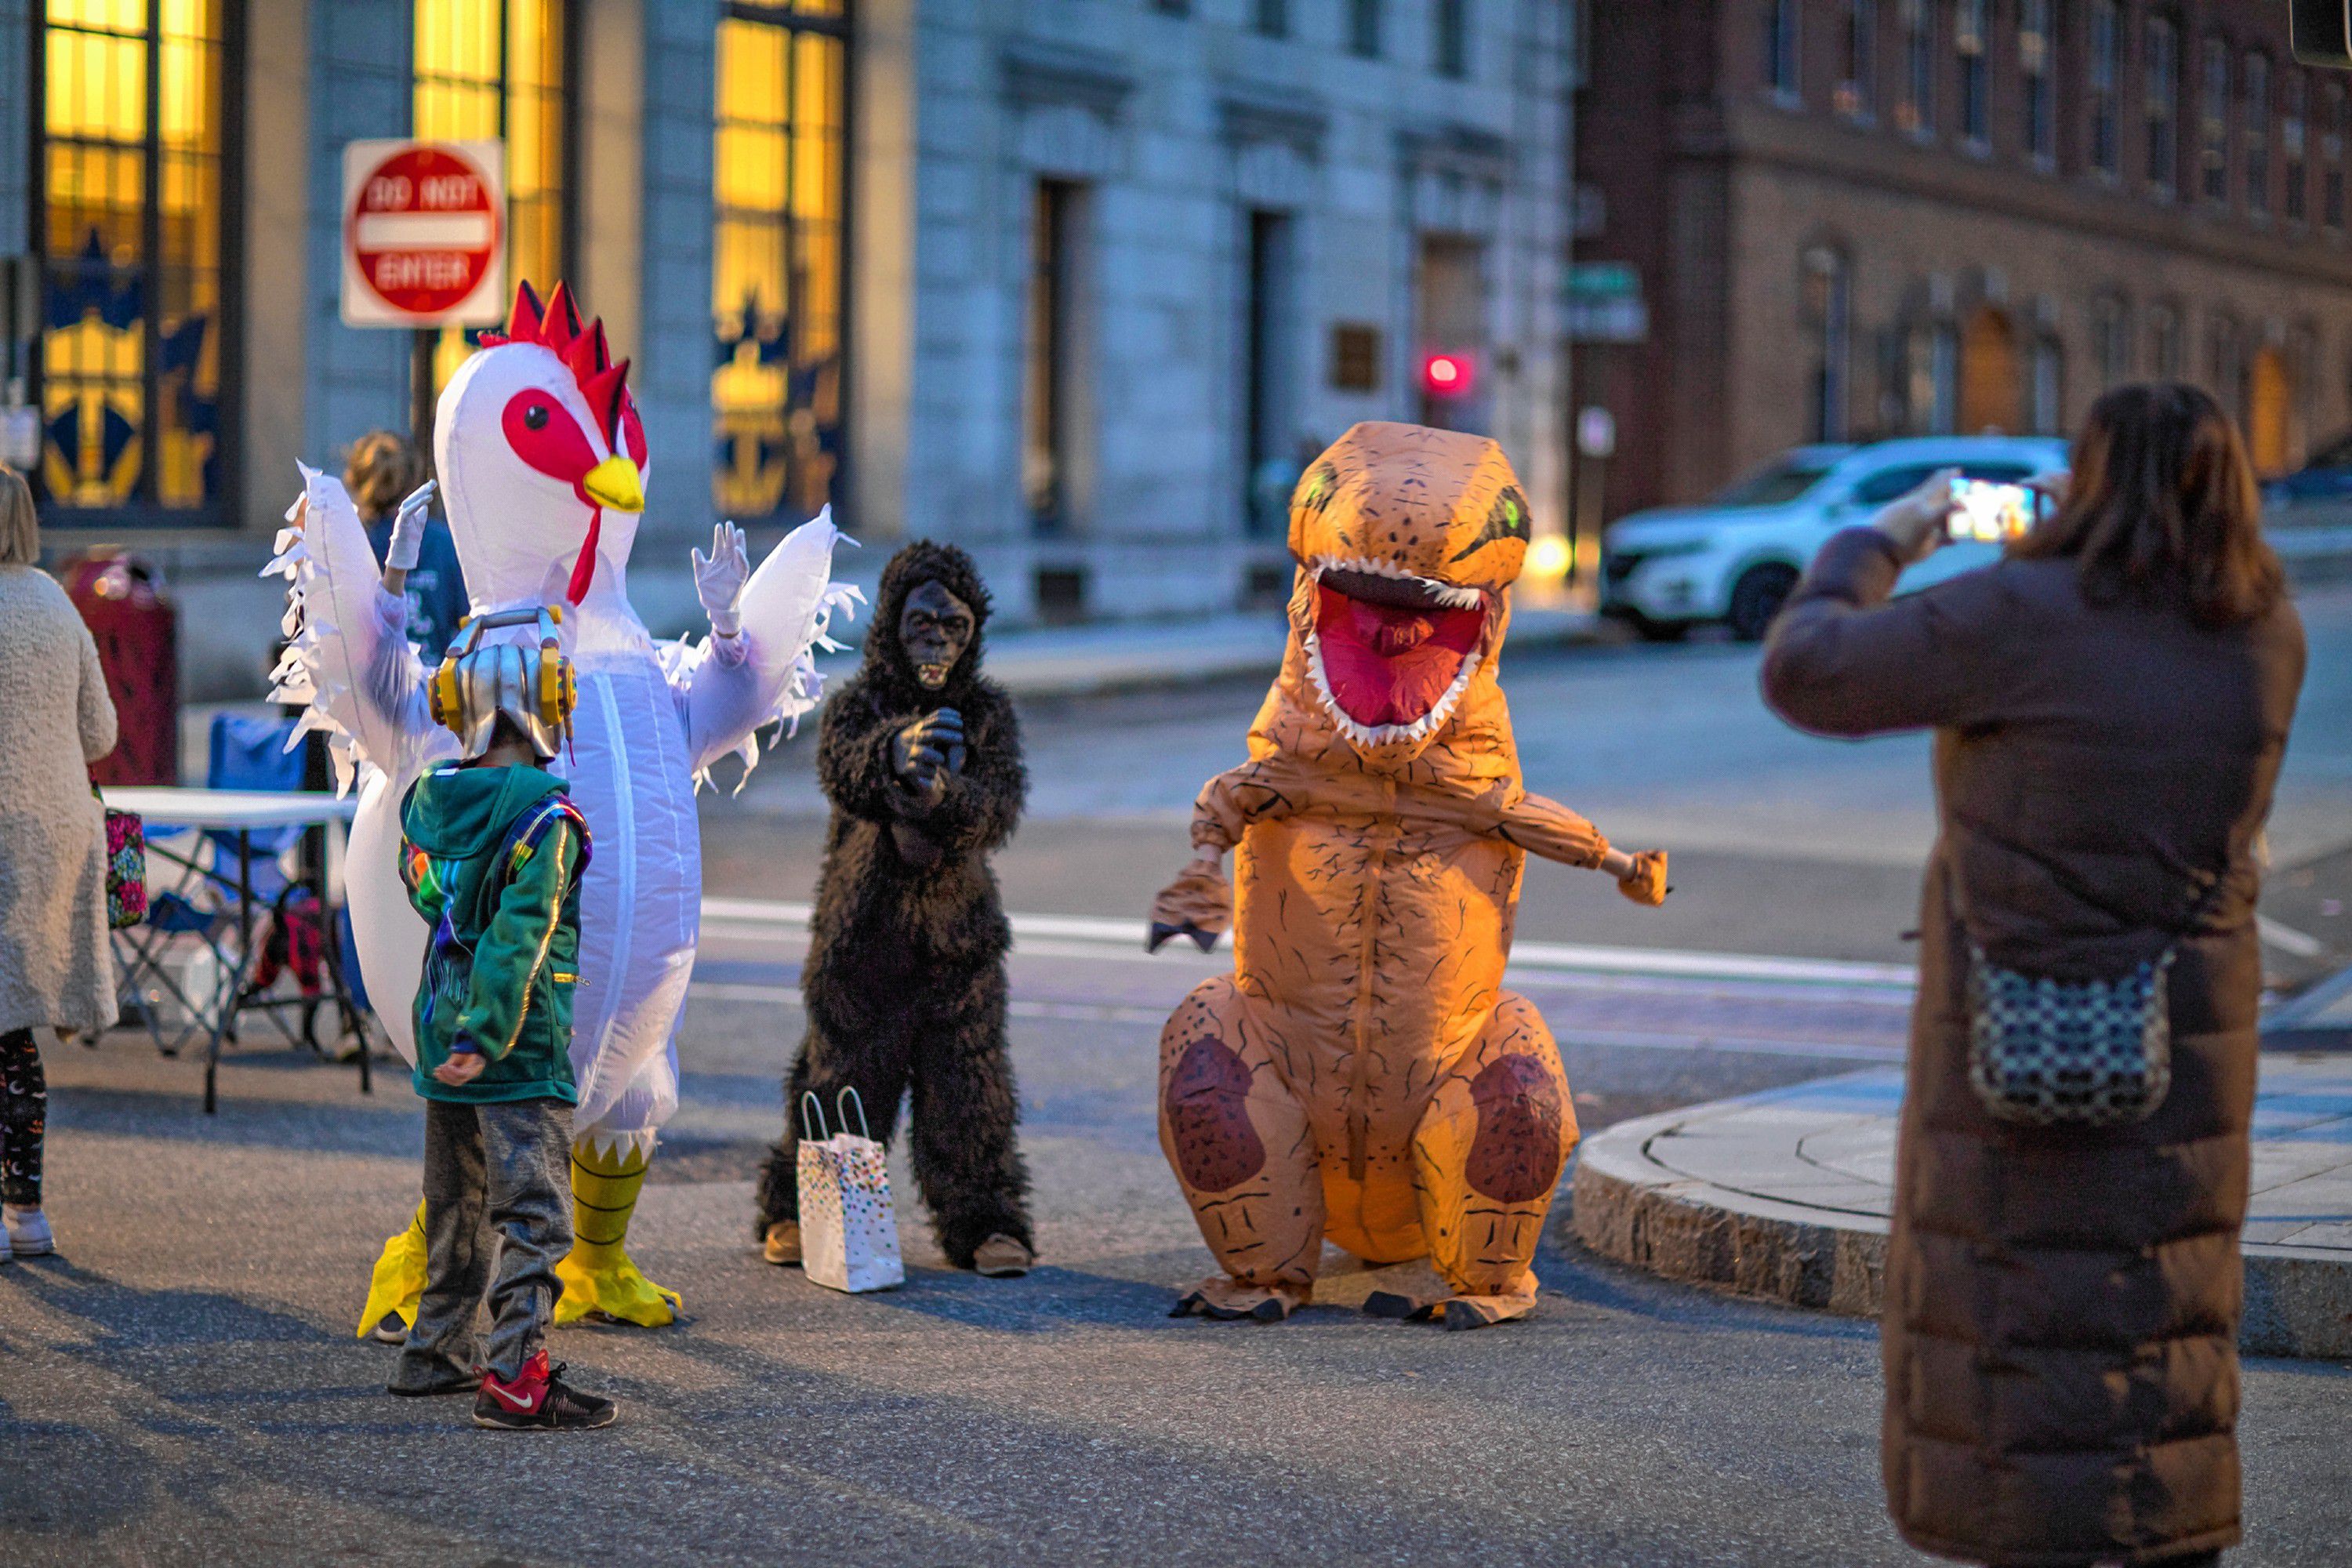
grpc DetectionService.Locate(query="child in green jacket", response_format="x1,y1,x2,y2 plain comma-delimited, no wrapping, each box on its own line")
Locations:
387,608,614,1431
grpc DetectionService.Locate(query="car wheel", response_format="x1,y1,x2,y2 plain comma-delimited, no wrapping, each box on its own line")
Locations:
1727,564,1800,643
1629,614,1690,644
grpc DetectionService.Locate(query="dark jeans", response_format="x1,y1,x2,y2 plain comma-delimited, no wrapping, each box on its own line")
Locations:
394,1098,573,1388
1,1029,45,1207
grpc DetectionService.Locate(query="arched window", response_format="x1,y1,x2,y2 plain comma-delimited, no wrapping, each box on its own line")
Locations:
1835,0,1874,120
1803,249,1852,441
2199,37,2230,206
32,0,237,521
1956,0,1989,146
2021,0,2055,166
2285,71,2310,223
711,0,851,525
2031,334,2063,434
1765,0,1798,100
2091,295,2132,391
1897,0,1933,136
2326,80,2348,230
2088,0,2122,176
2245,53,2273,219
2147,16,2180,197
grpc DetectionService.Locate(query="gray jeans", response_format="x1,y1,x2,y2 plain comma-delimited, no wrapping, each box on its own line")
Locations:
394,1098,573,1388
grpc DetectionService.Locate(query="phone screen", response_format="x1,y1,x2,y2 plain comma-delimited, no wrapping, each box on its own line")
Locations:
1947,478,2042,543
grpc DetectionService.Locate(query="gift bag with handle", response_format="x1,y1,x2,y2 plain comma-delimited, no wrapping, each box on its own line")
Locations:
797,1088,905,1293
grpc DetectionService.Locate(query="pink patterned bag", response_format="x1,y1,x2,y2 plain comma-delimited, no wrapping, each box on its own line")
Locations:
102,798,147,929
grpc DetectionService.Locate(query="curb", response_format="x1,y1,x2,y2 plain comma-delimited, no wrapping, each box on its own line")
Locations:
1559,1084,2352,1361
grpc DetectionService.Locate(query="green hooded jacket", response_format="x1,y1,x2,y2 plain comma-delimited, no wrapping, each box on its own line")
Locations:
398,763,588,1105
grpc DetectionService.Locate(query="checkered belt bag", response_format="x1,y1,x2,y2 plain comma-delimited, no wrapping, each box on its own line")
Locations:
1955,848,2222,1130
1965,946,2176,1127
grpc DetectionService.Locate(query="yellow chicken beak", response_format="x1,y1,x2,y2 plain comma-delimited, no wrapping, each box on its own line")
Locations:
581,455,644,514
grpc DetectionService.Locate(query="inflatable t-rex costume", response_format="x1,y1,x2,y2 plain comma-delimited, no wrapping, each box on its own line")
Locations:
1148,421,1668,1330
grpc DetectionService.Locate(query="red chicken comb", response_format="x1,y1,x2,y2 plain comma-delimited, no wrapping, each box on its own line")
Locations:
481,279,631,443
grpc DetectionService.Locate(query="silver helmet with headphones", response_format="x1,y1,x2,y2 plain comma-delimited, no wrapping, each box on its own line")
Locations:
427,604,577,761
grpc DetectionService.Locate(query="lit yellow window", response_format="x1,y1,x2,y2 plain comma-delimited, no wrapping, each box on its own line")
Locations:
713,2,848,523
37,0,229,516
412,0,571,396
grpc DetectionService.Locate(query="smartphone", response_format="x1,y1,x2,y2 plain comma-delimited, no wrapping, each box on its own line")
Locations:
1947,478,2043,543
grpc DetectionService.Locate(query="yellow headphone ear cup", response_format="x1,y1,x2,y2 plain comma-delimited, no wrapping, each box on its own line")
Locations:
430,660,458,729
539,654,561,727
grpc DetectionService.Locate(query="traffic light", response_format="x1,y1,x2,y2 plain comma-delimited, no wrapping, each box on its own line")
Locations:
2295,0,2352,69
1419,350,1477,401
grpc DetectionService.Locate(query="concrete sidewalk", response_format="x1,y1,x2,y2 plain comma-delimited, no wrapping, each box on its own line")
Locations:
1566,1053,2352,1359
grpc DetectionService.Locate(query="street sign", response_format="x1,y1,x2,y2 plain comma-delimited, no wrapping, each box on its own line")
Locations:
339,140,506,328
2292,0,2352,68
1566,261,1648,343
1577,406,1618,460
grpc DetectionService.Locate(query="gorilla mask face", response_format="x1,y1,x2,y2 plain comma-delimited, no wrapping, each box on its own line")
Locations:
900,579,975,689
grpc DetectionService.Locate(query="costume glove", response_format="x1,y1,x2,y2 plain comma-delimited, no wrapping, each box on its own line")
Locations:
1147,858,1232,953
1615,849,1671,907
384,481,436,572
693,521,752,637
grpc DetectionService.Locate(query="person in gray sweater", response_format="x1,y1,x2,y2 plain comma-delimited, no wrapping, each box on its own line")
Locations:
0,465,120,1264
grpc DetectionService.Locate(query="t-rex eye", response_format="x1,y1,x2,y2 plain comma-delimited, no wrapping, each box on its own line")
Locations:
523,404,550,430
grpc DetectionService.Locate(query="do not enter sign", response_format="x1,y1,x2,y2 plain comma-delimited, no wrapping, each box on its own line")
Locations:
339,139,506,328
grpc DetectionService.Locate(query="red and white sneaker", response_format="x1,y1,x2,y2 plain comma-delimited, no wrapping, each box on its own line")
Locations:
471,1350,617,1431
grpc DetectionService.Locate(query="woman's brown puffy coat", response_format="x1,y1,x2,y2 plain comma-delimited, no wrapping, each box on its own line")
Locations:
1762,530,2305,1568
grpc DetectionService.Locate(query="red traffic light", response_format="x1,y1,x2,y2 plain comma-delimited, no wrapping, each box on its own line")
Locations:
1420,350,1477,400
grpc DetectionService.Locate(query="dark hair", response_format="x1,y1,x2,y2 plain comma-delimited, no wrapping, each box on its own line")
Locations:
2014,382,2283,628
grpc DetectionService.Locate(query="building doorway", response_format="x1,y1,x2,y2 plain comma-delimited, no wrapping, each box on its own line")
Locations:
1243,210,1297,535
1415,234,1488,433
2248,345,2293,476
1958,307,2021,434
1024,180,1087,537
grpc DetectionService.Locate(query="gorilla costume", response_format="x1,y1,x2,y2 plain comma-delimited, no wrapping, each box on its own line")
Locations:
755,541,1035,1275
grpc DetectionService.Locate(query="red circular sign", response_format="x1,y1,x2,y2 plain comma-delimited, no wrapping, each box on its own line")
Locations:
347,145,501,319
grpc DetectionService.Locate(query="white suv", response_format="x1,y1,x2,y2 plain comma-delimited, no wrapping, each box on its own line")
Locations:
1599,436,2071,641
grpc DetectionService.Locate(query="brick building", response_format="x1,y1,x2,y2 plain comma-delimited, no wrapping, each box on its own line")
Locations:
1,0,1570,695
1573,0,2352,523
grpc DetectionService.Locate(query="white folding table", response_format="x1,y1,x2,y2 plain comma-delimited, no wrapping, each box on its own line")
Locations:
103,786,368,1112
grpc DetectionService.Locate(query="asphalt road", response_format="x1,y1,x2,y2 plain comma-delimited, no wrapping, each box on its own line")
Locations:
5,590,2350,1566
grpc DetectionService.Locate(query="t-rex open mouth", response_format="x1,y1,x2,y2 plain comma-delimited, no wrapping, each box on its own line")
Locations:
1305,559,1490,743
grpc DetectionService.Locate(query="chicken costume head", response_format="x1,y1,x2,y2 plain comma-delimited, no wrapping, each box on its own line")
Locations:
436,281,651,615
1287,421,1530,768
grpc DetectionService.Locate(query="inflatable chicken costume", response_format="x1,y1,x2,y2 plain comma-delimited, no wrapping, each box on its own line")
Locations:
1147,421,1668,1329
268,281,854,1329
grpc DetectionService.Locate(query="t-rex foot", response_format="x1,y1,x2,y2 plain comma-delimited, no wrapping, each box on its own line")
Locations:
1439,1290,1538,1330
554,1247,682,1327
1170,1276,1308,1322
356,1200,427,1339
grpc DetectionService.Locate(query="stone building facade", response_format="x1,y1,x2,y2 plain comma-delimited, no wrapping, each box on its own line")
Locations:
1,0,1570,695
1575,0,2352,521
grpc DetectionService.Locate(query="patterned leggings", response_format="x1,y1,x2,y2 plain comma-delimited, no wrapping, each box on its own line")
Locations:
1,1029,45,1207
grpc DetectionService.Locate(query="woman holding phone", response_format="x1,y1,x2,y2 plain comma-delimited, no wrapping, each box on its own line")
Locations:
1761,385,2305,1568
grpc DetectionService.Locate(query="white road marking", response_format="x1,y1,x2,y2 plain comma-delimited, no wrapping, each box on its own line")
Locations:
687,982,1903,1059
699,896,1917,990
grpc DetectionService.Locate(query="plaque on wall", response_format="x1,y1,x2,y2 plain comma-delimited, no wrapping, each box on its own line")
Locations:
1330,323,1381,393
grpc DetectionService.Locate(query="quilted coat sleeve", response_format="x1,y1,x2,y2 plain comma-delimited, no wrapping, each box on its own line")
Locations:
1760,528,2009,738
